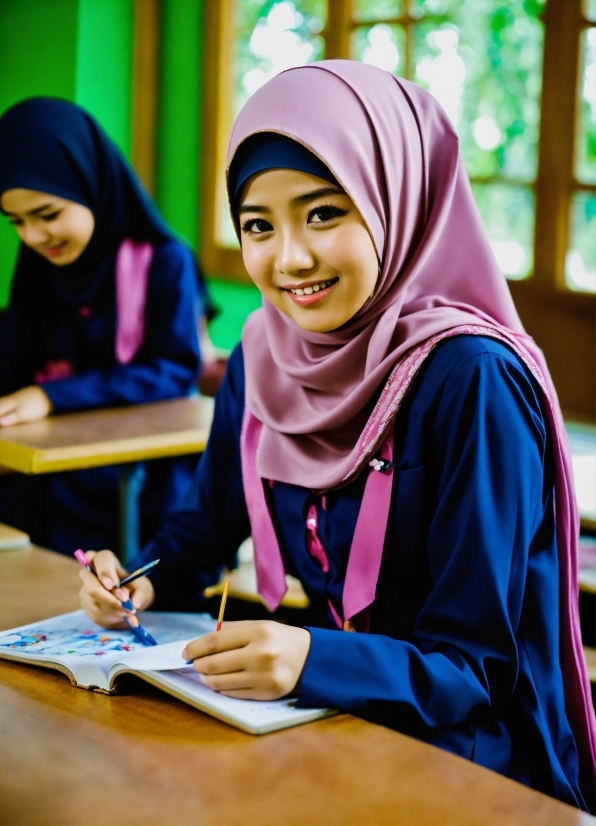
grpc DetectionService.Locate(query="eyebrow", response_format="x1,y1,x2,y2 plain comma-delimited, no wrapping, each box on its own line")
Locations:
238,186,345,215
3,203,59,218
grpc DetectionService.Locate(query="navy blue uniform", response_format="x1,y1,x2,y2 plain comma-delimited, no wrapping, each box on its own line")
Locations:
0,239,202,553
130,335,584,808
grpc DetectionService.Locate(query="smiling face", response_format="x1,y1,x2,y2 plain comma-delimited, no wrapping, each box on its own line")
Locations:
238,169,379,333
1,188,95,266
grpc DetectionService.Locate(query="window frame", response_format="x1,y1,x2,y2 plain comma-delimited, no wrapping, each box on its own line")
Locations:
200,0,595,419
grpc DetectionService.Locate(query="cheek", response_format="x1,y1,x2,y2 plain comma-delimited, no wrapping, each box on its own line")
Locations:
80,215,95,246
324,228,378,291
242,243,272,288
61,207,95,249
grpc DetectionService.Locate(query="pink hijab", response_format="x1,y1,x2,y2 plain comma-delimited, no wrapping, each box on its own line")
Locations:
227,61,595,792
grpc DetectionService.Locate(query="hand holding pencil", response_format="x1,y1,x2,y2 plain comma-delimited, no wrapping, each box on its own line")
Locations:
77,549,156,630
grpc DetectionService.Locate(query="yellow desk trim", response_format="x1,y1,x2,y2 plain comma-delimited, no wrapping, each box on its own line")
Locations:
584,646,596,683
0,397,213,474
204,562,310,610
0,429,209,474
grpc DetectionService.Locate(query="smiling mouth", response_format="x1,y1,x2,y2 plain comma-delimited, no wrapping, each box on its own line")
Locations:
41,243,68,258
287,278,338,296
284,277,339,307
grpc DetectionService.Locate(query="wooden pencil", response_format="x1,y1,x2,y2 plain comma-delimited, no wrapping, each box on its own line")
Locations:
216,580,230,631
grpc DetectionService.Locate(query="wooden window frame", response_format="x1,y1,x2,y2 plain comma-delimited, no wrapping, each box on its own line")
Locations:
131,0,160,195
201,0,594,418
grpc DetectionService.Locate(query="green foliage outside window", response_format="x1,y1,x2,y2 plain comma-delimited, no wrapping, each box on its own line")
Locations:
567,27,596,292
230,1,594,290
218,1,327,247
352,0,545,278
233,0,327,118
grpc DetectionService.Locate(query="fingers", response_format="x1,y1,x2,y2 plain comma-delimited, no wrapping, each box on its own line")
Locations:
77,548,156,625
78,549,135,626
78,567,126,612
184,621,311,701
0,397,19,426
128,577,155,611
78,579,128,628
0,412,20,427
92,549,128,591
183,623,255,661
0,387,51,426
0,395,16,415
191,646,248,677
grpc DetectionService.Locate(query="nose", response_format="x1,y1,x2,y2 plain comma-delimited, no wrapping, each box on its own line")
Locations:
20,221,51,248
276,230,315,276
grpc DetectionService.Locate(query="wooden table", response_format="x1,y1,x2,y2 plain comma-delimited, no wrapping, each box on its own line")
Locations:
0,547,591,826
0,397,213,559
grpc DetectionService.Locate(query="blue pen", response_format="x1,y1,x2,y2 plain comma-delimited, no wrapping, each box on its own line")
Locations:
74,549,157,646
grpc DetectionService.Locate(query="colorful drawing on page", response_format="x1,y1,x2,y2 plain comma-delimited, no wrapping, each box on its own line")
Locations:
0,632,48,649
0,626,142,657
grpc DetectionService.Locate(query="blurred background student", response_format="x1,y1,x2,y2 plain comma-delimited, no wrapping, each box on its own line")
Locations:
0,97,208,555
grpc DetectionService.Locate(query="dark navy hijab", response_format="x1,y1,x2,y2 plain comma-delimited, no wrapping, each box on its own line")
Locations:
229,132,339,210
0,98,175,305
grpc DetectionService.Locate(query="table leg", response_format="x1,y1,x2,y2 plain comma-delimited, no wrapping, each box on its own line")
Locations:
118,462,147,564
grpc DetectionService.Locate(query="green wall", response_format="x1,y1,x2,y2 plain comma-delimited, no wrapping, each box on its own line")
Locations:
75,0,135,158
155,0,262,349
0,0,134,307
0,0,258,347
0,0,77,306
156,0,202,249
207,278,262,351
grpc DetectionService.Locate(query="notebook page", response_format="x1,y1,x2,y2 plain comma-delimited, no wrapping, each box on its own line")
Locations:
133,667,335,735
0,609,216,688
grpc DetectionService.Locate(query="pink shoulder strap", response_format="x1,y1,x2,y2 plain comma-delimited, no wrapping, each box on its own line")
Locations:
115,238,153,365
241,324,595,789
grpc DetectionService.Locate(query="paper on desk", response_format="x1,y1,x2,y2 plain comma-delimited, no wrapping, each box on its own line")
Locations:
118,639,196,671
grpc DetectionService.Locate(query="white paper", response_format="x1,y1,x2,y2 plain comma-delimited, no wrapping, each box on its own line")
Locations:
119,639,195,671
0,609,216,676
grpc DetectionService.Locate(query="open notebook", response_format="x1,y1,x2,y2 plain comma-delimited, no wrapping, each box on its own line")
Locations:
0,522,30,550
0,610,335,735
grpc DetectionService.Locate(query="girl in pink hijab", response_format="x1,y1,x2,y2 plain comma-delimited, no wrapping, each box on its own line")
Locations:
79,61,594,809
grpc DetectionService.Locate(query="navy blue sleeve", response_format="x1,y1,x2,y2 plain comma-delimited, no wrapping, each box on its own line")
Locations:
125,344,251,610
0,268,44,395
40,241,202,410
298,348,549,726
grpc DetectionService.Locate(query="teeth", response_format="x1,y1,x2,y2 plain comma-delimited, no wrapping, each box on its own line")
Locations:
290,279,334,296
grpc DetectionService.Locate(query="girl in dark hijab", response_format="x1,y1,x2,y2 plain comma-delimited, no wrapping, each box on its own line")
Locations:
0,97,206,555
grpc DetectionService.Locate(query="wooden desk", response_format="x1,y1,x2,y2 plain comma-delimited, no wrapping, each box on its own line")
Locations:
0,396,213,473
0,547,590,826
0,397,213,559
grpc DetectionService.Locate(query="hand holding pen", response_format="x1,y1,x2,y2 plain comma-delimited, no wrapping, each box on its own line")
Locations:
76,548,158,639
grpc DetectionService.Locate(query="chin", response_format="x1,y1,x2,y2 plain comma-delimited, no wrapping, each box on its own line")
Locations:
291,313,345,333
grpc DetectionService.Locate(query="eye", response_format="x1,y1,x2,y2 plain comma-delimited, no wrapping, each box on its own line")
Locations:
308,204,348,225
41,211,61,222
241,218,273,235
8,218,23,226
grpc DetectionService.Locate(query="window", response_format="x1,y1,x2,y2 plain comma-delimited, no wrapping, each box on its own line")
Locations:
201,0,595,418
202,0,328,275
567,14,596,292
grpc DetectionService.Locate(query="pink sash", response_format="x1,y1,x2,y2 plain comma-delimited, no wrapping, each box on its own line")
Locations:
115,238,153,365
